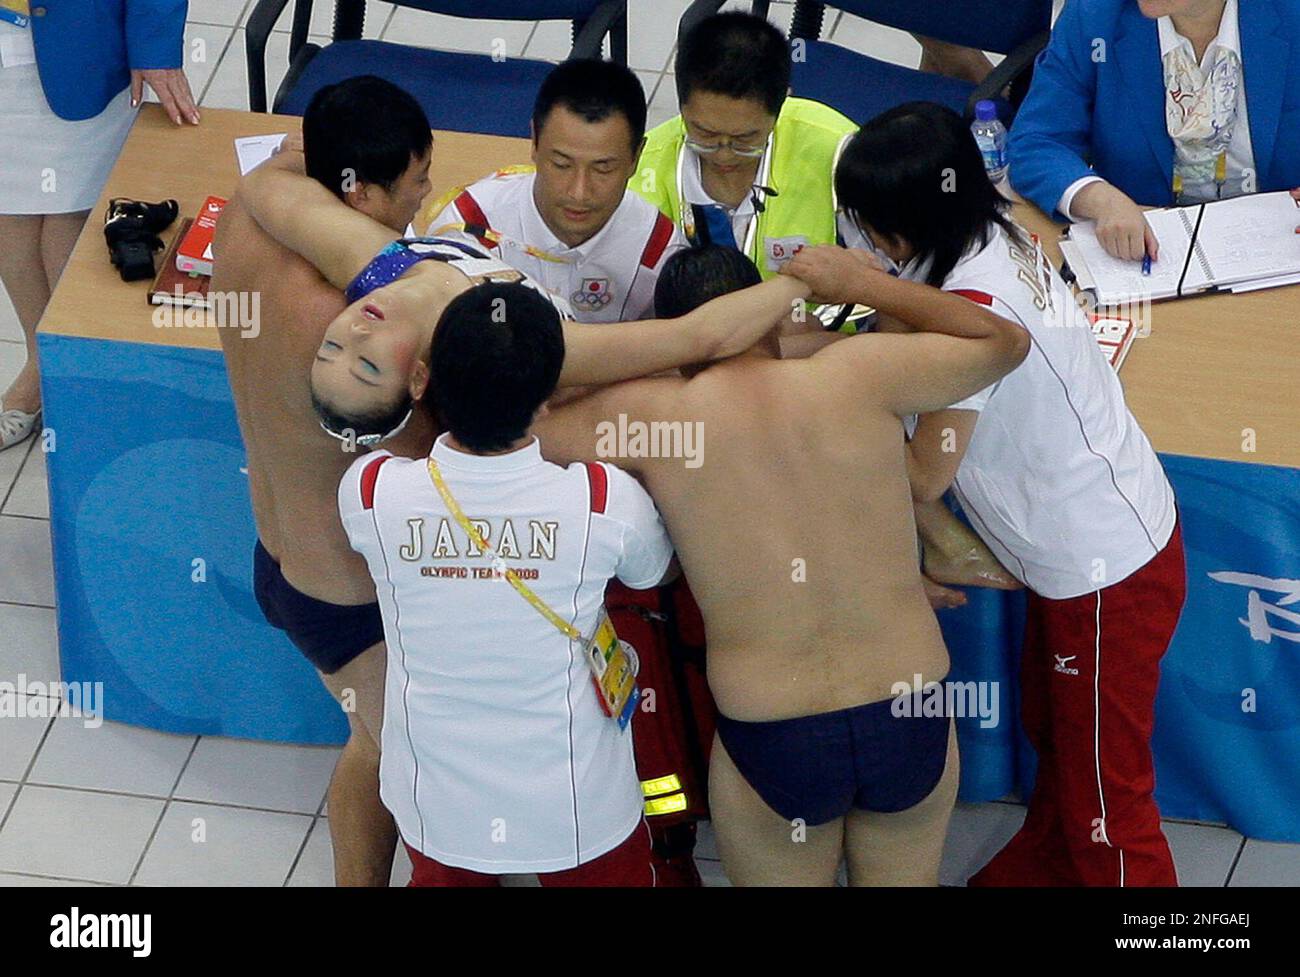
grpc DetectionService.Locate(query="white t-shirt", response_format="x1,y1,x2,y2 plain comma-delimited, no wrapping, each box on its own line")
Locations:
918,222,1177,599
339,434,675,873
429,168,686,322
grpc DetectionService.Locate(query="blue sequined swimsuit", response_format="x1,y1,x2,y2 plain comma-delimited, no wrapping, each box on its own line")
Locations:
343,236,576,322
344,237,485,304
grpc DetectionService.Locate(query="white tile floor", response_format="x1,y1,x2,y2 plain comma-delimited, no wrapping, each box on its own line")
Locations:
0,0,1284,887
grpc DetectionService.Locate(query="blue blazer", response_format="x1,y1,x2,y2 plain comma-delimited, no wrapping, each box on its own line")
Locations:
31,1,187,121
1008,0,1300,218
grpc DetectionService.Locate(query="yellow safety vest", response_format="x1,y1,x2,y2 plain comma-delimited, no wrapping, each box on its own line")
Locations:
630,97,856,280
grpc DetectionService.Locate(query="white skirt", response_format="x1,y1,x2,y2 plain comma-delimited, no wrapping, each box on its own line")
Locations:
0,22,138,215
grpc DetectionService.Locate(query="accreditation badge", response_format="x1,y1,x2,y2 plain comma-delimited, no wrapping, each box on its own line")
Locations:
583,609,639,731
763,235,810,272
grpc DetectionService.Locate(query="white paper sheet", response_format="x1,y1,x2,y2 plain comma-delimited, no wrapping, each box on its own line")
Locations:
234,133,288,176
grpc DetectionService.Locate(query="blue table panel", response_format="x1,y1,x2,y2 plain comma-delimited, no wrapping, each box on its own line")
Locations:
39,334,347,745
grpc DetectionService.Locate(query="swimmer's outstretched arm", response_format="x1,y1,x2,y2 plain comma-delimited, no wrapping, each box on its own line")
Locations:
237,147,397,290
558,275,810,386
783,246,1029,417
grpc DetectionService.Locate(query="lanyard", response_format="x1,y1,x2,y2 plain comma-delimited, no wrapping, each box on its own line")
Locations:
427,456,582,641
676,130,774,260
428,220,576,266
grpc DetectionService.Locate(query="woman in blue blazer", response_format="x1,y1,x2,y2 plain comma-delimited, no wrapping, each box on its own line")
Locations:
0,0,197,451
1008,0,1300,260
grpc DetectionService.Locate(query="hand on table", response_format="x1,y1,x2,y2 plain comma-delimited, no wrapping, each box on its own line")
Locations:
1074,181,1159,263
781,245,887,306
131,68,201,126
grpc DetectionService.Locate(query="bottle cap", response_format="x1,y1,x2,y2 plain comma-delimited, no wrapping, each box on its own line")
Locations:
975,100,998,122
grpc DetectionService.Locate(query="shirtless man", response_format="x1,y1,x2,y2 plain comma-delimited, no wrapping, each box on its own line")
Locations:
535,245,1030,885
213,77,436,886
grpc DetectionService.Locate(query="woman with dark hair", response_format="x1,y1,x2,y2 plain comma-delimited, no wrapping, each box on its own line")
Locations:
816,101,1187,886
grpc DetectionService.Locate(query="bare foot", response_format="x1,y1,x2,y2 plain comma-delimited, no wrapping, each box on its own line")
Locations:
924,575,967,610
915,498,1022,590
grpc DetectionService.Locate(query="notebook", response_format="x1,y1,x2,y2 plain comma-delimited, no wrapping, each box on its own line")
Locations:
1060,190,1300,306
148,220,214,310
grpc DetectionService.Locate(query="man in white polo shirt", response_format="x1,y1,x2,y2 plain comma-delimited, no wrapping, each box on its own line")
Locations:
426,59,685,323
338,282,676,884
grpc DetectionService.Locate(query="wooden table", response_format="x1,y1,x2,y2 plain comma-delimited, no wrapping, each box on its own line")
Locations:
34,107,1300,841
43,105,1300,467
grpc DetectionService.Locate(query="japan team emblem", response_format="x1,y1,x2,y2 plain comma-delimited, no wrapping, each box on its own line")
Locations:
572,278,613,310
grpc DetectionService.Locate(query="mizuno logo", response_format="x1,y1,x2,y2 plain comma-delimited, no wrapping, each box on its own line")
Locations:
1054,654,1080,676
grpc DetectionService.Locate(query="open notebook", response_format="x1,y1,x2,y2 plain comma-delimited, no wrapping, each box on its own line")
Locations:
1060,190,1300,305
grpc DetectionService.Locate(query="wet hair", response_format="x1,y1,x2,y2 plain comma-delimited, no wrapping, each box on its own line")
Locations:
532,58,647,152
675,11,791,116
836,101,1025,288
654,245,763,318
303,76,432,199
311,387,411,445
427,283,565,453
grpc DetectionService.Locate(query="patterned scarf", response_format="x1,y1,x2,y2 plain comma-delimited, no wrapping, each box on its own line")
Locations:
1162,37,1242,190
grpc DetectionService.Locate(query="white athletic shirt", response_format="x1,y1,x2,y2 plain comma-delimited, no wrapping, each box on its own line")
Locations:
339,434,675,873
429,168,686,322
915,222,1176,599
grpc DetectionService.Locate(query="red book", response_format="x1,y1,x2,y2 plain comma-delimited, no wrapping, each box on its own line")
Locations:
176,195,226,277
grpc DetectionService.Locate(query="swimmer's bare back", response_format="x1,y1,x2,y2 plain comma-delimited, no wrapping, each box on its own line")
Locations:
212,195,432,605
542,362,947,722
538,268,1029,723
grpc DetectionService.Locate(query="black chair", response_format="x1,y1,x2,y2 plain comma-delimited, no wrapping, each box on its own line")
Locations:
246,0,629,137
681,0,1051,124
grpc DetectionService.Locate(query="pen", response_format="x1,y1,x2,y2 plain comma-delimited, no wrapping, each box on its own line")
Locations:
1142,253,1152,276
1215,153,1226,200
1173,173,1183,206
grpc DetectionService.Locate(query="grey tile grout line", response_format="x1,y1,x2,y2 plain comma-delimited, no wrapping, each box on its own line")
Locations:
5,774,330,820
0,511,49,523
282,772,334,885
127,733,203,886
1222,836,1248,886
0,436,36,513
0,598,55,610
282,813,324,887
0,709,58,836
0,868,118,886
197,19,244,108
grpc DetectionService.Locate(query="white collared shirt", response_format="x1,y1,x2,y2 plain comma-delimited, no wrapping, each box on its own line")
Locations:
1058,0,1254,216
907,223,1176,598
430,169,685,322
339,435,674,873
680,146,761,253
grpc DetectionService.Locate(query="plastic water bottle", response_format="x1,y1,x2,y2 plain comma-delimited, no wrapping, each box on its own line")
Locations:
971,100,1009,186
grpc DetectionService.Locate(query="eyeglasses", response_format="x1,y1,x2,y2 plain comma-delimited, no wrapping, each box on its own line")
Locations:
684,136,767,158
